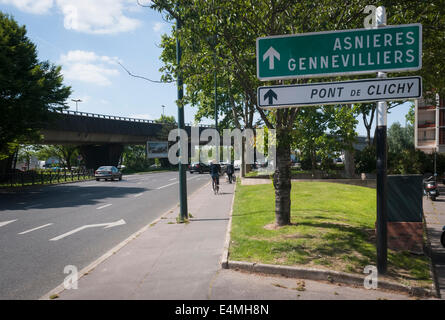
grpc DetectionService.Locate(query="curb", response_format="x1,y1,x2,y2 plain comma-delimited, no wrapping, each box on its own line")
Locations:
220,179,237,269
226,261,436,298
422,200,443,299
40,179,211,300
220,179,436,299
0,176,95,192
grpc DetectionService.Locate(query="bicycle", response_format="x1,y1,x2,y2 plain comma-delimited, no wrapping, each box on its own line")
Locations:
212,175,219,195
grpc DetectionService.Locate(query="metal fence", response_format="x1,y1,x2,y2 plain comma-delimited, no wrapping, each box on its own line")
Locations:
58,110,215,128
0,169,95,187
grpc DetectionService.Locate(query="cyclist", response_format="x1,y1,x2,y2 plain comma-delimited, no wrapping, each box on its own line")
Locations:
209,160,221,193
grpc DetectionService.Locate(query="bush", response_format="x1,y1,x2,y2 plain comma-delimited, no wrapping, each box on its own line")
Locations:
354,145,376,174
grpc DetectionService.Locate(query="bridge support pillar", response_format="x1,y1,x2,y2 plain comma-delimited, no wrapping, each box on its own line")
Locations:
80,144,124,170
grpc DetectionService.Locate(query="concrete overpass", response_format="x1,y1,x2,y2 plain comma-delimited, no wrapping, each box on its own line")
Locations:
40,110,213,169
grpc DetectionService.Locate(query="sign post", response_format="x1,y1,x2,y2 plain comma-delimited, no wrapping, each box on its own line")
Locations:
375,6,388,275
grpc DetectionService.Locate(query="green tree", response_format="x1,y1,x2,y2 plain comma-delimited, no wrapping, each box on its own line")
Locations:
17,144,39,170
36,145,79,170
150,0,371,226
149,0,445,226
387,122,414,155
0,13,71,164
293,105,357,173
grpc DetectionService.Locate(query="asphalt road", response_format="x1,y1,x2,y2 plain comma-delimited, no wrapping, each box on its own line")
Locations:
0,171,209,300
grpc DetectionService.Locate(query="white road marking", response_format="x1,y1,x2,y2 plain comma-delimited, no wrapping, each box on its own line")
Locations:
18,223,53,235
134,193,143,198
0,220,17,228
156,175,200,189
169,178,176,181
24,204,42,209
96,203,112,210
49,219,126,241
157,181,178,190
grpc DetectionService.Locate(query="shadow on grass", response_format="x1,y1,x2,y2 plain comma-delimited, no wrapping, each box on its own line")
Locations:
268,221,375,266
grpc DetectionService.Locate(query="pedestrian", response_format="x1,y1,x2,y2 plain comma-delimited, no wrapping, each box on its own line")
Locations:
226,162,234,184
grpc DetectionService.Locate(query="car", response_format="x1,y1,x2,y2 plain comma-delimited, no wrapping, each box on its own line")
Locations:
233,160,241,170
95,166,122,181
219,162,230,174
188,162,210,174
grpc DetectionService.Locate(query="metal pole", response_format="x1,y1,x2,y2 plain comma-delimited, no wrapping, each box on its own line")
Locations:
176,17,188,221
214,49,218,162
213,0,219,162
72,99,82,112
375,6,387,274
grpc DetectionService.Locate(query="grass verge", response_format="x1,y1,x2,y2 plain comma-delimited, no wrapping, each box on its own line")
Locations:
229,181,432,289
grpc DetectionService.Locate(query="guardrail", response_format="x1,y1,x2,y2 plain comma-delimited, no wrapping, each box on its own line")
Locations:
57,110,215,128
0,169,95,188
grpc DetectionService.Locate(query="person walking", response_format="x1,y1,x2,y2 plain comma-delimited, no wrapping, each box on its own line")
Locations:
226,162,235,184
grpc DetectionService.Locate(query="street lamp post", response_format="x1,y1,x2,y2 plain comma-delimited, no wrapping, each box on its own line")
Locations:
71,99,82,112
161,105,166,118
176,17,188,222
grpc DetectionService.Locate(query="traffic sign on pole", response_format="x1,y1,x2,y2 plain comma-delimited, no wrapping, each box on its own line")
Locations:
257,76,422,108
256,24,422,80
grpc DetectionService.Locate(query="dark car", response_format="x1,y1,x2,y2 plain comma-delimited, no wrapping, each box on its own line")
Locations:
219,162,230,174
95,166,122,181
189,162,210,174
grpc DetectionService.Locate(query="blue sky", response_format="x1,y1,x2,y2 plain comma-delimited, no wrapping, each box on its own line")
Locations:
0,0,412,136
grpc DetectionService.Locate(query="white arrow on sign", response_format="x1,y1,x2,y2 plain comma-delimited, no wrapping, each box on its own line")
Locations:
49,219,126,241
263,46,280,70
0,219,17,228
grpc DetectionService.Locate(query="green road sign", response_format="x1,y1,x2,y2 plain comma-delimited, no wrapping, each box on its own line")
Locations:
256,24,422,81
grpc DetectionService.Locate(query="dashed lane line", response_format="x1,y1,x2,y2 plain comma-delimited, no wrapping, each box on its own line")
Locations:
0,220,17,228
18,223,53,235
96,204,113,210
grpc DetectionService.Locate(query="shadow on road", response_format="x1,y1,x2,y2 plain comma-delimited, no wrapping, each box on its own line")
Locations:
0,184,150,211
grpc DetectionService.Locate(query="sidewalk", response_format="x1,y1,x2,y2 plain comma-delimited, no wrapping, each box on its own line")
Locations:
43,178,415,300
423,186,445,298
47,181,235,300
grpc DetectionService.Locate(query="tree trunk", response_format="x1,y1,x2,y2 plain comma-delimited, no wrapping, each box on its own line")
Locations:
241,136,246,177
273,127,292,226
344,148,355,178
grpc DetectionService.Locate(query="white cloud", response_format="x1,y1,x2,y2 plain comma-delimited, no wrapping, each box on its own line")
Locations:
1,0,142,34
56,0,142,34
0,0,54,14
60,50,120,86
152,22,164,33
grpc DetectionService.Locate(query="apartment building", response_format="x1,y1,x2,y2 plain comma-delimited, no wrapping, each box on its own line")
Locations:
415,94,445,154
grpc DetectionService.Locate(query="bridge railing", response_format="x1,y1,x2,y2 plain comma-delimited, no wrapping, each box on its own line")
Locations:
58,110,214,128
0,169,95,188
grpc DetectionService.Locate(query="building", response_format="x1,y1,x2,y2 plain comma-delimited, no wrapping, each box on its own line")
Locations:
415,94,445,154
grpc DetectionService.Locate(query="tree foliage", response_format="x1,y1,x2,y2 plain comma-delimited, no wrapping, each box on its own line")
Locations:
0,13,71,159
293,105,358,172
36,145,80,170
149,0,445,225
